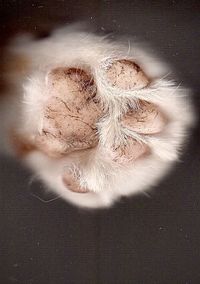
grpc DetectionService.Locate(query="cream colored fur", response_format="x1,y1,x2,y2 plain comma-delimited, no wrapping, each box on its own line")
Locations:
0,25,196,208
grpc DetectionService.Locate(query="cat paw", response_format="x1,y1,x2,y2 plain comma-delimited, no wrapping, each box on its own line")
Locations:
5,27,194,207
30,58,168,194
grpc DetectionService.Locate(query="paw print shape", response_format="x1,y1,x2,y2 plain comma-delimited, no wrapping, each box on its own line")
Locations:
9,28,194,207
34,59,166,193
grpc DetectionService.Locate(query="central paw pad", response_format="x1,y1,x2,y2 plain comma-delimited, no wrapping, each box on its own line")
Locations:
36,67,104,157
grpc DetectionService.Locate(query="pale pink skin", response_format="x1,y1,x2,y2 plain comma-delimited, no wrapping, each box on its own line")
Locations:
35,67,103,158
27,60,166,193
106,59,149,90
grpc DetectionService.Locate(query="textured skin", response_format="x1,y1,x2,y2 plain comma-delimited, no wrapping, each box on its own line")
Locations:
34,60,165,193
109,137,149,164
35,67,104,157
121,100,166,134
105,59,149,90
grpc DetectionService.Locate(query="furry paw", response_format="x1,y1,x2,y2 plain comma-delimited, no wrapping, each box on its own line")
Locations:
1,25,195,208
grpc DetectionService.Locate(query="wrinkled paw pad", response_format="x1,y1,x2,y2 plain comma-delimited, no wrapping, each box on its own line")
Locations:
109,137,149,164
35,67,103,157
35,59,166,168
104,59,149,90
121,100,166,135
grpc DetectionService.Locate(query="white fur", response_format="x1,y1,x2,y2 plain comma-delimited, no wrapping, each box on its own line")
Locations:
0,25,196,208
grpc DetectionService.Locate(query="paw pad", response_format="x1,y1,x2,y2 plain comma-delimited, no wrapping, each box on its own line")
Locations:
34,59,166,192
36,67,104,157
62,169,89,193
121,100,166,135
104,59,149,90
109,137,149,164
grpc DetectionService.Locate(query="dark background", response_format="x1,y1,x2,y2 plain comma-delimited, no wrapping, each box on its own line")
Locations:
1,1,200,283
